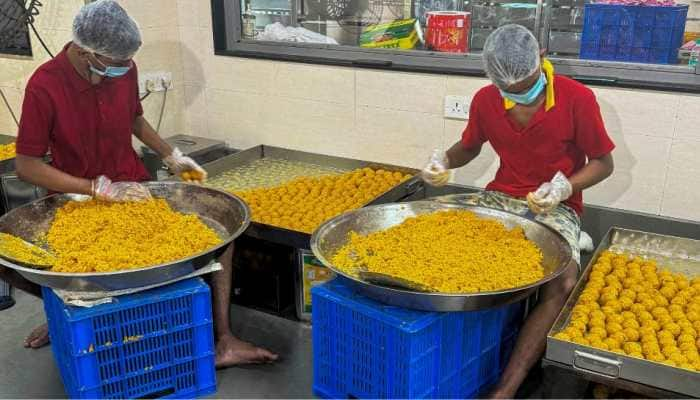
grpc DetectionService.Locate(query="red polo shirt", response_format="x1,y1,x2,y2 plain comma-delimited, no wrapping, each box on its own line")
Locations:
16,43,150,183
461,75,615,215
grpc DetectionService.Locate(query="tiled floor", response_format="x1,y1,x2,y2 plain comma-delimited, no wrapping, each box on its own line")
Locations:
0,291,313,398
0,289,595,399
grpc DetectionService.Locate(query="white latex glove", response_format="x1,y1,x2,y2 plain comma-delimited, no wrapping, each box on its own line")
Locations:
526,171,573,214
421,149,451,187
162,147,208,183
92,175,152,202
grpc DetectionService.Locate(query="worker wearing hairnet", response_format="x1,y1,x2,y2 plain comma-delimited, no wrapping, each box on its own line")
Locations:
3,0,277,367
421,24,615,398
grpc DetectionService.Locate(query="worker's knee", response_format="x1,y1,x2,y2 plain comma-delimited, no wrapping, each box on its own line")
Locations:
560,270,577,295
216,243,234,265
543,264,578,303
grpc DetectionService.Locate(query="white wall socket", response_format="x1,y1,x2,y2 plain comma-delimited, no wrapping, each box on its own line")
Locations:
444,95,470,120
138,71,173,94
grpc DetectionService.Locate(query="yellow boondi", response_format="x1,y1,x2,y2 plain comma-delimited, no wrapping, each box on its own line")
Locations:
0,143,15,161
235,168,412,234
332,210,544,293
553,251,700,372
47,199,222,273
0,232,56,266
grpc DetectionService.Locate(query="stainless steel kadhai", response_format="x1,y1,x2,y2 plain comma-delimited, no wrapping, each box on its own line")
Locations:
0,182,250,292
311,201,573,311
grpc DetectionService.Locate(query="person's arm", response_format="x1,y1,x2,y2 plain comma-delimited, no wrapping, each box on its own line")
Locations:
446,141,483,169
528,88,616,214
15,155,92,195
132,115,173,158
569,88,616,194
568,153,614,193
527,153,614,214
132,115,207,182
448,92,488,169
421,94,487,186
15,86,92,195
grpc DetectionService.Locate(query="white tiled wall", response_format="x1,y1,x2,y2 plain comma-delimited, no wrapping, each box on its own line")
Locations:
173,1,700,222
1,1,698,222
0,0,186,139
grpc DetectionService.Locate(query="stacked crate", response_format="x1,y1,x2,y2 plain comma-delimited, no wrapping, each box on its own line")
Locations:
312,278,525,399
42,278,216,399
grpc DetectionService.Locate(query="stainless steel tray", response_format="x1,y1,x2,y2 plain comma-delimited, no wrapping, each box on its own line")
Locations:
311,201,573,312
0,182,250,292
545,227,700,397
202,145,422,249
0,134,15,175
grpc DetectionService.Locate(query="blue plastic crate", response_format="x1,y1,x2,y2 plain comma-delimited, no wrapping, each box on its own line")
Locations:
42,278,216,399
312,278,524,399
580,4,688,64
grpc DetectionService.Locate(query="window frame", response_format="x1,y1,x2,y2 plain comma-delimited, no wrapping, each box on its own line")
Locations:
211,0,700,93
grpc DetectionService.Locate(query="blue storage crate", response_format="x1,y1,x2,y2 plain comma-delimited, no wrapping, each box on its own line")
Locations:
42,278,216,399
580,3,688,64
312,278,524,399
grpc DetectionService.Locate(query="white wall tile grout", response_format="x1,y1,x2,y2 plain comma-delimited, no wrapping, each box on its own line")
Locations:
656,138,675,215
352,70,358,135
116,2,699,221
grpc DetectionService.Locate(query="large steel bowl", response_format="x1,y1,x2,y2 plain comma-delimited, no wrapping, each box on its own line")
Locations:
0,182,250,291
311,201,573,311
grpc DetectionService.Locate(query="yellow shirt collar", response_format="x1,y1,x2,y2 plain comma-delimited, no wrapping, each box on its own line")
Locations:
503,58,555,112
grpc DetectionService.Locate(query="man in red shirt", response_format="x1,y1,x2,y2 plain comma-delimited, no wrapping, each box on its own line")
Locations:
0,0,277,367
422,24,614,397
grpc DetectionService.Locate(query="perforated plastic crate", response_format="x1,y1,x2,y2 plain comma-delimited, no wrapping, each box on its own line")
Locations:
580,4,688,64
42,278,216,399
312,278,524,399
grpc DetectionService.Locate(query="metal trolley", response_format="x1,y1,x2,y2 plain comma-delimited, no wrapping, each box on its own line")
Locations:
202,145,422,320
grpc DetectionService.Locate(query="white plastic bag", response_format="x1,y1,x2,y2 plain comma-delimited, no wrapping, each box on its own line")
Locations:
258,22,339,45
579,231,594,253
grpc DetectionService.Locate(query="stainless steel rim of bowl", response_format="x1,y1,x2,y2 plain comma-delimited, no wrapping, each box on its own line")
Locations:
0,181,251,277
310,200,573,298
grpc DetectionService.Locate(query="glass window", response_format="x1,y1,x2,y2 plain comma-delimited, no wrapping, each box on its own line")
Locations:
0,0,32,57
236,0,542,54
212,0,700,91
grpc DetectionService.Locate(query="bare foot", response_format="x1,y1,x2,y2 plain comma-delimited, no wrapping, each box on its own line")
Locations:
215,334,278,368
24,323,50,349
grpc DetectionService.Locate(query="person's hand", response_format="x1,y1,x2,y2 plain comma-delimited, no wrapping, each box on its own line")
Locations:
92,175,152,202
421,150,451,187
527,171,573,214
162,148,207,183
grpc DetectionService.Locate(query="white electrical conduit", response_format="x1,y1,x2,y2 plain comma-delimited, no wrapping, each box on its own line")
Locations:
0,87,19,128
155,85,167,134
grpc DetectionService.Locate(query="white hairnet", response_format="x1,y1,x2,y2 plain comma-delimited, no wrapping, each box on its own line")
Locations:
72,0,142,61
482,24,540,89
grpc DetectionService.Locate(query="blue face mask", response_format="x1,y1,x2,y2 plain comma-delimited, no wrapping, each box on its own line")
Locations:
499,72,546,105
89,55,131,78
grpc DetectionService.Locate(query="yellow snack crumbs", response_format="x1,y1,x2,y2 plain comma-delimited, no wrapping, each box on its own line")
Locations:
0,232,56,265
0,143,15,161
235,168,412,234
331,210,544,293
554,250,700,373
47,199,222,273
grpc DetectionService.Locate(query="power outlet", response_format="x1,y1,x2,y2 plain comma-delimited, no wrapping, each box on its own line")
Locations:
138,71,173,94
444,95,470,120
